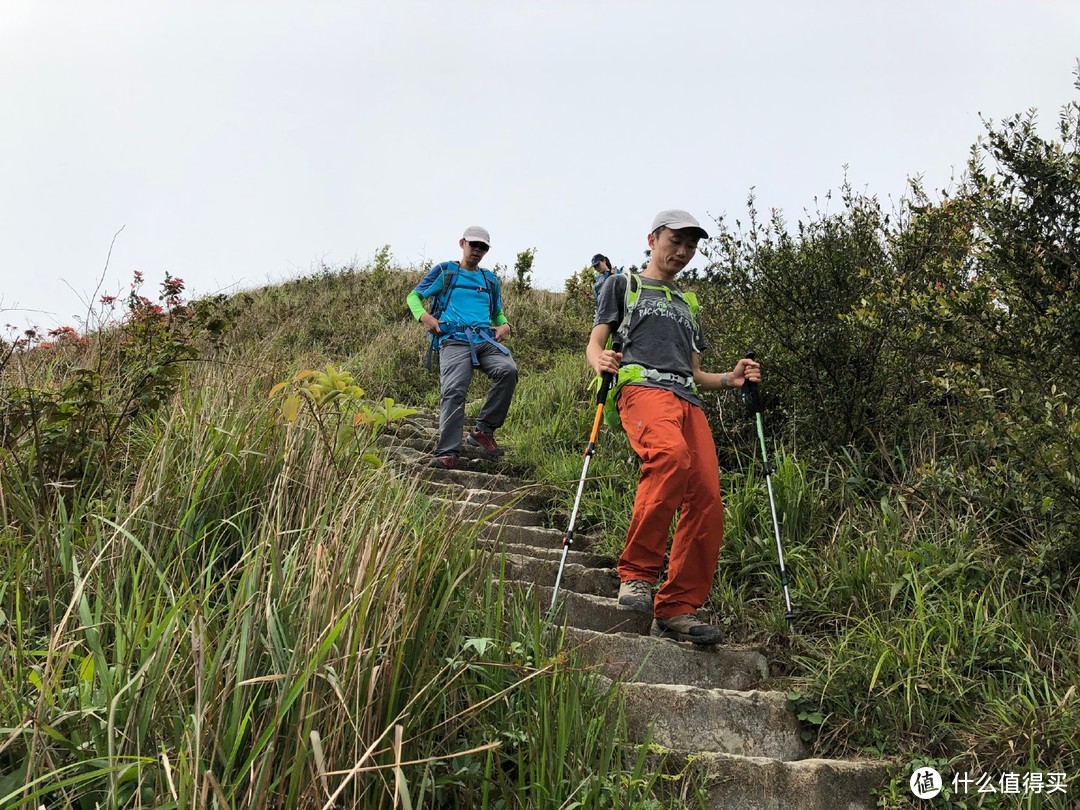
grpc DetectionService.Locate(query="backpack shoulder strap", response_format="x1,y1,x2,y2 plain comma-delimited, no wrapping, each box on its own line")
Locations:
682,290,700,320
681,290,701,340
626,272,641,308
480,268,500,321
613,272,641,343
431,261,459,319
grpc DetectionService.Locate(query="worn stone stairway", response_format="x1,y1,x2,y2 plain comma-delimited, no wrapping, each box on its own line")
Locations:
379,411,888,809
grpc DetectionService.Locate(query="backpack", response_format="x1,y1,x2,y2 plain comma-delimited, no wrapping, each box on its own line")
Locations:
597,272,701,429
431,262,500,323
424,262,501,370
592,266,623,299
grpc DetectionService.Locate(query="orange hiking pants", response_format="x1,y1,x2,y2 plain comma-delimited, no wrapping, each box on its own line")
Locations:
616,386,724,619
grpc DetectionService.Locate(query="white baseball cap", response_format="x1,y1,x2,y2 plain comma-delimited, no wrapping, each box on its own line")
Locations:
651,209,709,240
462,226,491,246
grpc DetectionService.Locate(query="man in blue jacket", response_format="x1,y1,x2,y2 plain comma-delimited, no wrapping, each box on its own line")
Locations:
407,226,517,469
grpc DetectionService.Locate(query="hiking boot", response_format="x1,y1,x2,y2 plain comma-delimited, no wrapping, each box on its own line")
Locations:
426,454,458,470
467,429,504,457
617,579,653,613
651,614,724,646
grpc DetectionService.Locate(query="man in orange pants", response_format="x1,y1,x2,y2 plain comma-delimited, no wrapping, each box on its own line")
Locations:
586,209,760,644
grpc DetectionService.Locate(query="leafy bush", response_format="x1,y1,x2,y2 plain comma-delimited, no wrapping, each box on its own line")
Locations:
694,76,1080,581
1,272,228,503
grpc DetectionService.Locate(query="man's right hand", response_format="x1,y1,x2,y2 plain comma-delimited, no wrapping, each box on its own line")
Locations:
420,313,442,335
594,348,623,377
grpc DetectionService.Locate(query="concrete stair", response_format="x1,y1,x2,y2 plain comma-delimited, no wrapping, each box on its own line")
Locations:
385,410,888,809
561,626,768,691
657,751,889,810
476,539,613,570
618,681,809,760
473,521,573,547
426,482,540,510
429,495,546,527
503,553,619,597
540,586,654,635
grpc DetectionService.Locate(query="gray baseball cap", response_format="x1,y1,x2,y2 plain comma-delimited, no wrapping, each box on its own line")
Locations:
462,225,491,246
651,209,709,240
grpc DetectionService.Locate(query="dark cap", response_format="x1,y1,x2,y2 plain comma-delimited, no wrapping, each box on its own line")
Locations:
590,253,609,268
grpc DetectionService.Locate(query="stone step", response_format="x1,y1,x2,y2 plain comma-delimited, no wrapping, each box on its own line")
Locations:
502,553,619,598
431,496,546,527
381,422,437,442
382,439,514,470
389,458,538,496
384,446,511,479
426,482,540,510
391,417,534,455
478,539,613,570
617,681,809,760
474,521,603,555
422,466,535,493
387,433,527,466
382,445,426,467
396,412,439,428
537,585,652,635
659,750,887,810
562,626,768,692
379,434,436,454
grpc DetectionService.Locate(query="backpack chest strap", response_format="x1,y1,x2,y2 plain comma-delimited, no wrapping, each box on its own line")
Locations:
625,364,697,392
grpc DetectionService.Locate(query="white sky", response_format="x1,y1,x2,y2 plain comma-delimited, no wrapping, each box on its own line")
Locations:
2,1,1078,331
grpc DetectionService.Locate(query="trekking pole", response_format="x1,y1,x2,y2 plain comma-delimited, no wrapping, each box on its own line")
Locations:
743,354,795,629
549,344,620,615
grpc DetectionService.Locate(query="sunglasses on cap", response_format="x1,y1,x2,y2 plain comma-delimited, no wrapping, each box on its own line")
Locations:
467,241,489,251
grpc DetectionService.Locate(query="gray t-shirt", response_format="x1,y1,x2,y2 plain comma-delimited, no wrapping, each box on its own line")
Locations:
594,273,706,407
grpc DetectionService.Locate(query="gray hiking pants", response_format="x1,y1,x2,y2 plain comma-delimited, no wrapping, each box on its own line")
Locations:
435,340,519,457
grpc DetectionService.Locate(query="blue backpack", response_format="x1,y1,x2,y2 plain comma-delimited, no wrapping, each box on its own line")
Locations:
430,261,500,323
424,262,502,370
592,266,624,299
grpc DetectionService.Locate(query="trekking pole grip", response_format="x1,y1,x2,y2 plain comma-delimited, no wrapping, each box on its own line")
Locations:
597,372,615,404
743,352,763,415
596,340,623,405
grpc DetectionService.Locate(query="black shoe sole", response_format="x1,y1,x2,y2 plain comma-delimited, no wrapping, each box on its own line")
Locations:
650,621,723,646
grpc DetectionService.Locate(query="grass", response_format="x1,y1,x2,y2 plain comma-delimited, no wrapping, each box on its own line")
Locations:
3,256,1078,806
0,349,693,808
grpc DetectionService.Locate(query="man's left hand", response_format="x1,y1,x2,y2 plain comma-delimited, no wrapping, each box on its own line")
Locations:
494,324,511,342
729,358,761,387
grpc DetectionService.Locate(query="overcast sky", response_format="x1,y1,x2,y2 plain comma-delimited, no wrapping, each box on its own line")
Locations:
2,2,1078,332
